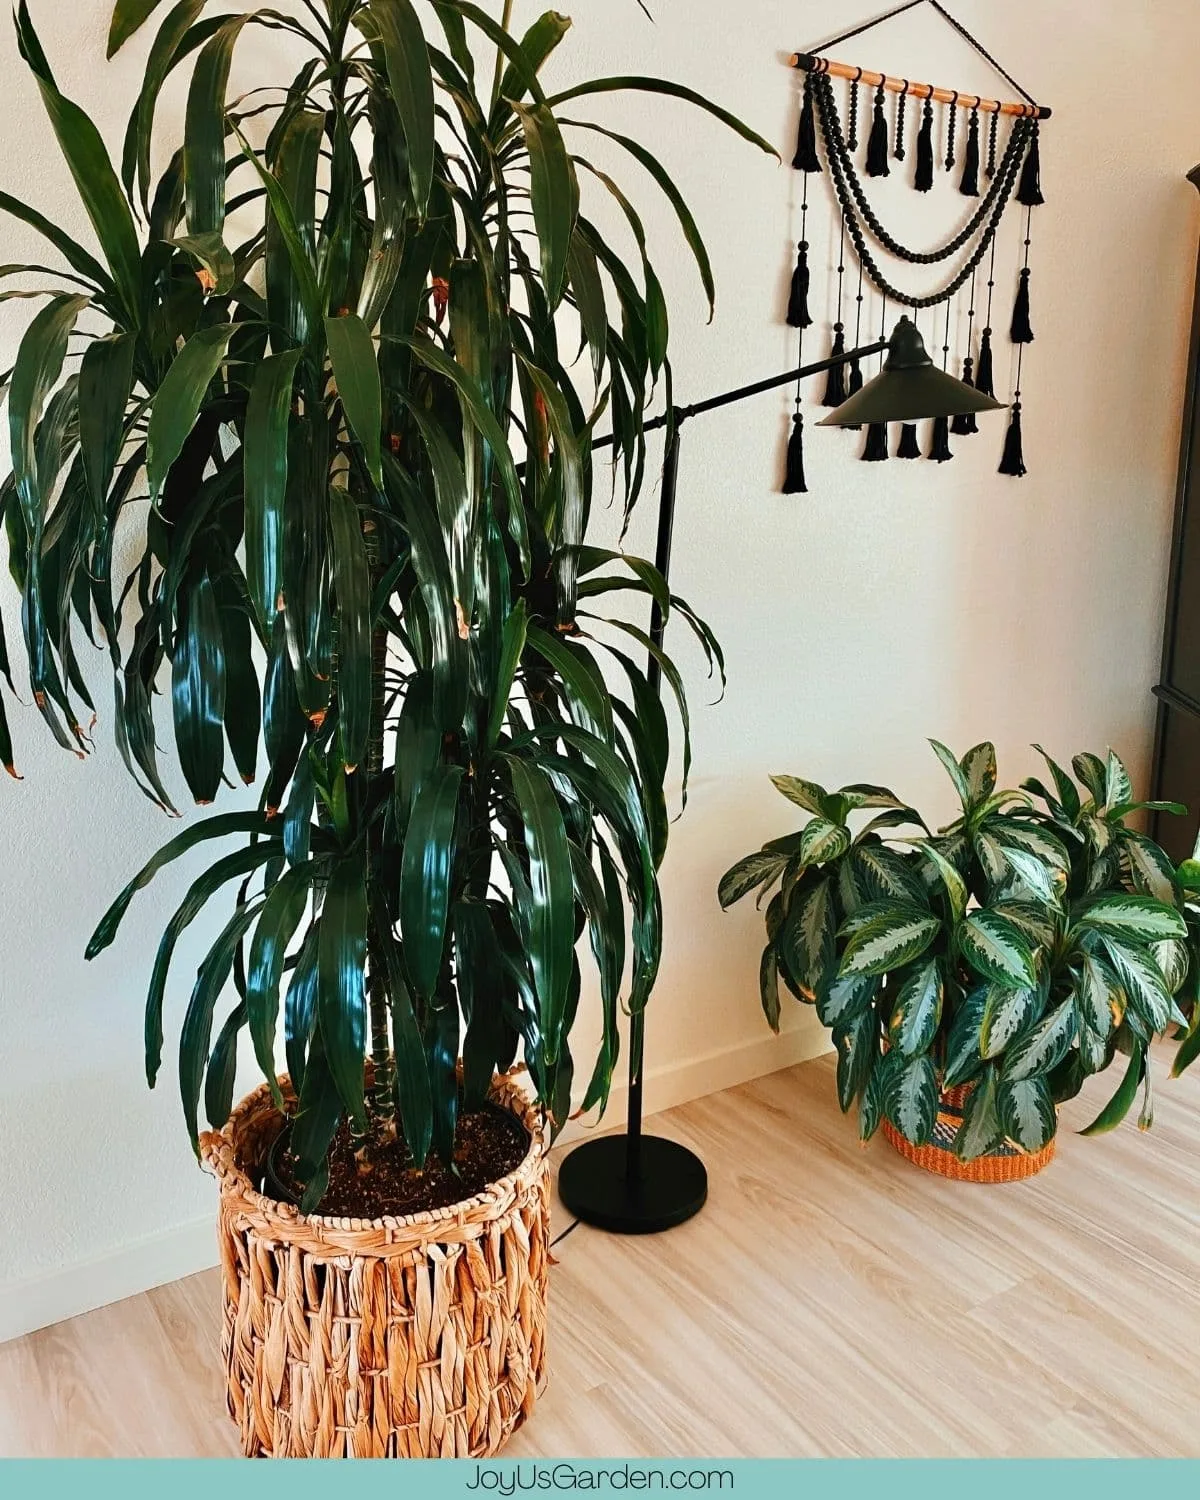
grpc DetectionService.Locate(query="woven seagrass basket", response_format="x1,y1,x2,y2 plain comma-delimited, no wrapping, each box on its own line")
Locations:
882,1080,1056,1183
199,1071,550,1458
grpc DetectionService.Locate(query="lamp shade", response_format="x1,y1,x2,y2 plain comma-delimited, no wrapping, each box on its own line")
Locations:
818,316,1006,427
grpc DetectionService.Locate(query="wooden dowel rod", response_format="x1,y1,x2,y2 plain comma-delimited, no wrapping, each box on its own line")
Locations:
791,52,1051,120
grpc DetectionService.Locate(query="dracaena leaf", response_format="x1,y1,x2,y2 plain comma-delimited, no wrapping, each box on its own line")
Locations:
327,485,372,773
505,755,576,1065
146,324,235,500
244,349,302,633
400,763,464,998
172,569,227,804
361,0,435,217
317,852,369,1126
326,313,383,491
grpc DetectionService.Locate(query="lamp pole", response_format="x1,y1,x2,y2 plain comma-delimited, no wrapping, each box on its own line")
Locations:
556,337,889,1235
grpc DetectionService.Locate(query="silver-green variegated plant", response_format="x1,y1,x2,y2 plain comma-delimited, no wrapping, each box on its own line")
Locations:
720,741,1200,1160
0,0,773,1206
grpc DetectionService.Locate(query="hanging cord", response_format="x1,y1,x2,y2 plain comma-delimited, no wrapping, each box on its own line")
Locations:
1010,202,1034,342
862,291,890,461
952,264,980,434
784,174,811,492
813,72,1031,264
986,107,1000,178
999,203,1032,476
815,73,1028,307
973,231,999,397
928,297,954,460
822,213,850,405
944,90,958,170
894,80,909,160
847,67,862,150
811,0,1040,110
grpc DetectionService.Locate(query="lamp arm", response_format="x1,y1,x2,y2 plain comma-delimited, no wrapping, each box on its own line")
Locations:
590,337,889,453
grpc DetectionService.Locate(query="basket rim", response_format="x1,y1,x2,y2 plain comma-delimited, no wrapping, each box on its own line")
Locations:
199,1069,548,1240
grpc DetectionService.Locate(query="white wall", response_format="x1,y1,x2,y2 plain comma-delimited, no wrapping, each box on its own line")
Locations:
2,0,1199,1339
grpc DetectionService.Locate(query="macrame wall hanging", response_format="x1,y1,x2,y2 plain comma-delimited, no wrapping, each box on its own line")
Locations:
783,0,1049,493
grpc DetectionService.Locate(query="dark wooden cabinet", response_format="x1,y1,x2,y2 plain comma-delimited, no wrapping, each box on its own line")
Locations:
1152,166,1200,862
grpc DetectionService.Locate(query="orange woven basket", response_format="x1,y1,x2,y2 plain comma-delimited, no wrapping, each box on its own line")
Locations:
199,1072,550,1459
882,1080,1056,1183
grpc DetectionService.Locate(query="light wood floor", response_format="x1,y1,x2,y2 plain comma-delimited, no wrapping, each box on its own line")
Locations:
2,1048,1199,1458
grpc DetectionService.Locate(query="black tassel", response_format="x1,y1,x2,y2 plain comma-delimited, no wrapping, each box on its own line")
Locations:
866,85,890,177
1011,267,1033,343
893,87,908,161
928,416,954,463
951,358,979,435
783,412,808,493
1017,125,1044,207
897,422,921,458
821,326,847,406
862,422,889,461
999,403,1027,476
787,241,812,329
914,100,934,192
843,356,864,430
792,77,821,173
960,110,980,196
975,328,995,397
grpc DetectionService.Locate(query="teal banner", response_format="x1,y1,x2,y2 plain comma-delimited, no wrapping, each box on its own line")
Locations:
1,1460,1198,1499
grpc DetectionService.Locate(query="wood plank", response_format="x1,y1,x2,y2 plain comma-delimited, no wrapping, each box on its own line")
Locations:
1,1046,1197,1458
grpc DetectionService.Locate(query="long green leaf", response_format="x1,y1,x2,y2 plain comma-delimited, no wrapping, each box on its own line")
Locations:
108,0,170,55
17,2,142,322
505,754,575,1065
146,324,234,500
318,852,369,1125
400,763,464,997
511,101,578,309
363,0,435,217
185,15,249,235
326,313,383,490
327,484,371,772
246,863,312,1104
179,897,265,1147
545,75,778,159
244,349,301,632
1080,1043,1144,1135
78,333,136,518
562,118,715,317
144,839,282,1085
172,570,226,804
86,811,271,958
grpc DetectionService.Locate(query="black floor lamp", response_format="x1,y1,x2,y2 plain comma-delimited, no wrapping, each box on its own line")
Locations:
556,316,1005,1234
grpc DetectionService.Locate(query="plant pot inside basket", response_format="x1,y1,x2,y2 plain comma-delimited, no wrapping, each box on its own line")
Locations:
199,1072,550,1459
882,1079,1056,1184
262,1098,530,1218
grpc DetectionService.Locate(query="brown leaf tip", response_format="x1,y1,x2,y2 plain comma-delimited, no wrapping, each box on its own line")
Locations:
196,268,217,294
4,763,22,781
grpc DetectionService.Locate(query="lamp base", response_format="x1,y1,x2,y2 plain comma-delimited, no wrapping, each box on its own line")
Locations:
556,1133,708,1234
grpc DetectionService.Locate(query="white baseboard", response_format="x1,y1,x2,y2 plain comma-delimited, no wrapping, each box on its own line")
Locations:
0,1215,218,1346
556,1022,830,1147
0,1026,829,1346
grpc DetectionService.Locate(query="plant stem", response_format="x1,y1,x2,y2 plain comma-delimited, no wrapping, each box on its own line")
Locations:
491,0,515,111
363,515,397,1146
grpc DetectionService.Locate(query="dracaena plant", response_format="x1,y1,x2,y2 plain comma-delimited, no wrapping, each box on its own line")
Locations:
0,0,772,1206
720,741,1200,1162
